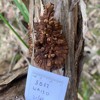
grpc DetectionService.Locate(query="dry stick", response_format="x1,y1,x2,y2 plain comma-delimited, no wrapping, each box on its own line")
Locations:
29,0,35,66
29,0,33,32
29,0,44,67
40,0,44,16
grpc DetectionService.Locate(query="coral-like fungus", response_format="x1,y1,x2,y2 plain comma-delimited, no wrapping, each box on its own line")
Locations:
34,3,68,71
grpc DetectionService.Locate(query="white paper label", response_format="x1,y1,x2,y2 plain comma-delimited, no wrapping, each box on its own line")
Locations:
25,65,69,100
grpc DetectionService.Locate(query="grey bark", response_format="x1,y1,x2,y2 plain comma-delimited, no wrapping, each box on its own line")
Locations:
42,0,84,100
26,0,84,99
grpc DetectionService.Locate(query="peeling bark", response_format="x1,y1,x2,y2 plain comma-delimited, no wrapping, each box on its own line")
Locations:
41,0,84,100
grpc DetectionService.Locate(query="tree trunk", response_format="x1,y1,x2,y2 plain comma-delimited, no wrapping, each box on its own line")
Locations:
29,0,84,100
41,0,84,100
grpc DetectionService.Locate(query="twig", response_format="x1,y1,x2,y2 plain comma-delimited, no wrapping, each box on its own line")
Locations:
29,0,35,66
29,0,33,29
40,0,44,16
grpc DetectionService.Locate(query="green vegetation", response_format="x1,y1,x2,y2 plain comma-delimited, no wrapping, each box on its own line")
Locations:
13,0,29,23
80,78,93,100
0,14,29,48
